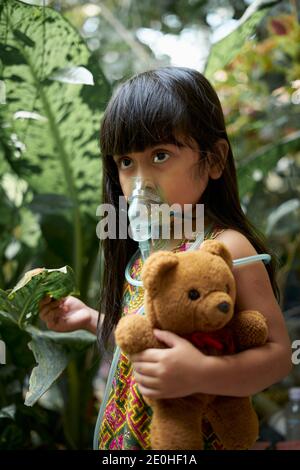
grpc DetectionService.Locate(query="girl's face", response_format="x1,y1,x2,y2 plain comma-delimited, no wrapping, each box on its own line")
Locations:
113,139,209,207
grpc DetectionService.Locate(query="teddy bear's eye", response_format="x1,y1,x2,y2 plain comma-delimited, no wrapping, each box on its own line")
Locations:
188,289,201,301
226,284,230,294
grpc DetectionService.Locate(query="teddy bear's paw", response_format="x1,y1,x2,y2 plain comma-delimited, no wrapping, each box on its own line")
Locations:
231,310,268,349
115,314,159,355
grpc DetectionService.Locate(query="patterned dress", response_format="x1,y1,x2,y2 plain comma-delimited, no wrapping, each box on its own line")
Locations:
98,227,226,450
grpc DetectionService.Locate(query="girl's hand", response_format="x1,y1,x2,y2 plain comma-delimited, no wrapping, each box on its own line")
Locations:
39,295,98,334
130,329,207,399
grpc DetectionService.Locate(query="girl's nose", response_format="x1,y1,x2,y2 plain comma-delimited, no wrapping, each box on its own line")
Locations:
142,178,157,191
133,174,157,191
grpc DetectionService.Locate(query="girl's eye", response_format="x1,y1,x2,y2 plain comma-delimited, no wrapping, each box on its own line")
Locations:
119,158,132,169
153,152,170,164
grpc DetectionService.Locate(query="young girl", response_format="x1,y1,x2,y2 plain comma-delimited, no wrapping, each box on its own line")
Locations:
39,67,291,450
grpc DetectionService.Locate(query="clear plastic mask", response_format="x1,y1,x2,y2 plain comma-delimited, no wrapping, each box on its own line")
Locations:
127,176,173,259
128,177,197,259
127,177,162,241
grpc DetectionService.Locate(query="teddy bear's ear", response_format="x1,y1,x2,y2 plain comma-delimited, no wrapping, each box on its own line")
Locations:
200,240,232,268
141,251,178,298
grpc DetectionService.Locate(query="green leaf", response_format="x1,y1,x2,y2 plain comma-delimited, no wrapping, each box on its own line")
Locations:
237,131,300,198
0,0,111,283
0,309,18,325
49,66,94,85
37,382,64,412
25,335,69,408
266,199,300,236
0,289,19,323
0,0,108,212
0,185,20,266
0,404,16,420
6,265,79,328
13,29,35,48
24,326,96,407
205,0,278,79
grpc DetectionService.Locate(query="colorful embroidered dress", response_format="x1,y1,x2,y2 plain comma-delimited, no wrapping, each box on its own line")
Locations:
98,228,226,450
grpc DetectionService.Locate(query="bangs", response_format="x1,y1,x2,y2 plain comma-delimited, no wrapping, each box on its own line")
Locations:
100,72,190,157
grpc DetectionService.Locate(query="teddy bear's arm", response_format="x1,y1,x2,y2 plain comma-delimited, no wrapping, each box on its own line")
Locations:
230,310,268,350
115,314,162,355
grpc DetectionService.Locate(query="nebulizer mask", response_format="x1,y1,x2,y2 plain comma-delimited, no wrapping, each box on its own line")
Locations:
127,176,178,260
125,176,206,287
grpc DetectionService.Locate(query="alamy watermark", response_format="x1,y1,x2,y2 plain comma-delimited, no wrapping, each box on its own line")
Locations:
292,339,300,365
0,80,6,105
95,197,204,241
0,340,6,365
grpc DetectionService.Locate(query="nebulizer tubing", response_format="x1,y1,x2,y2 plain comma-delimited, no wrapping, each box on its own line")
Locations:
125,246,272,288
233,253,271,266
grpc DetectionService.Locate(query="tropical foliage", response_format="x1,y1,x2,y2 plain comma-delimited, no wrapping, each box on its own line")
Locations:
0,0,299,449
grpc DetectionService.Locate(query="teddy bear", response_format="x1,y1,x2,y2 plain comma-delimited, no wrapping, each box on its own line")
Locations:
115,240,268,450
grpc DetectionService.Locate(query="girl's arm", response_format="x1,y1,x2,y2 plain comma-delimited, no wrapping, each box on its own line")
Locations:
131,230,292,398
204,229,292,396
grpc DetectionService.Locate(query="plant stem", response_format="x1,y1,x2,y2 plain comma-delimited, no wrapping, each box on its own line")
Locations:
65,360,80,448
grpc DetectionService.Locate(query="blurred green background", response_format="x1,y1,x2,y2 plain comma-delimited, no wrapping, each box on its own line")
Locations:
0,0,299,450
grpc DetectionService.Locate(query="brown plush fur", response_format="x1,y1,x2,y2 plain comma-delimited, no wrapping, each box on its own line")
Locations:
115,240,268,450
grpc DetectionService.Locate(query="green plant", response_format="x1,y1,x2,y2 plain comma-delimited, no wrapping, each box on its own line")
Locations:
0,0,110,449
1,0,299,449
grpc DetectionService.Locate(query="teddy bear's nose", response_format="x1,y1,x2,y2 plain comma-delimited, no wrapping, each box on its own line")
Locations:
217,301,230,313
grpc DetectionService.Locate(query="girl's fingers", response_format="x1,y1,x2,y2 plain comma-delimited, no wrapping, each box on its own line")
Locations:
133,371,160,389
39,296,56,313
130,349,163,363
136,384,160,398
39,295,52,308
39,299,61,320
44,307,67,327
46,310,62,327
133,362,157,377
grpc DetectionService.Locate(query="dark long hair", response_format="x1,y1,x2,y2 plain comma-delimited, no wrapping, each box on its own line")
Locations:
98,66,279,350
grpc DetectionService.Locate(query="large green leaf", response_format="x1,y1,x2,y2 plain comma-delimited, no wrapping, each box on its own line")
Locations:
205,0,278,79
6,265,78,328
0,186,20,273
1,289,96,409
266,199,300,236
0,308,18,325
0,0,111,282
237,131,300,198
24,326,96,407
0,404,16,420
0,0,108,210
0,289,19,323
